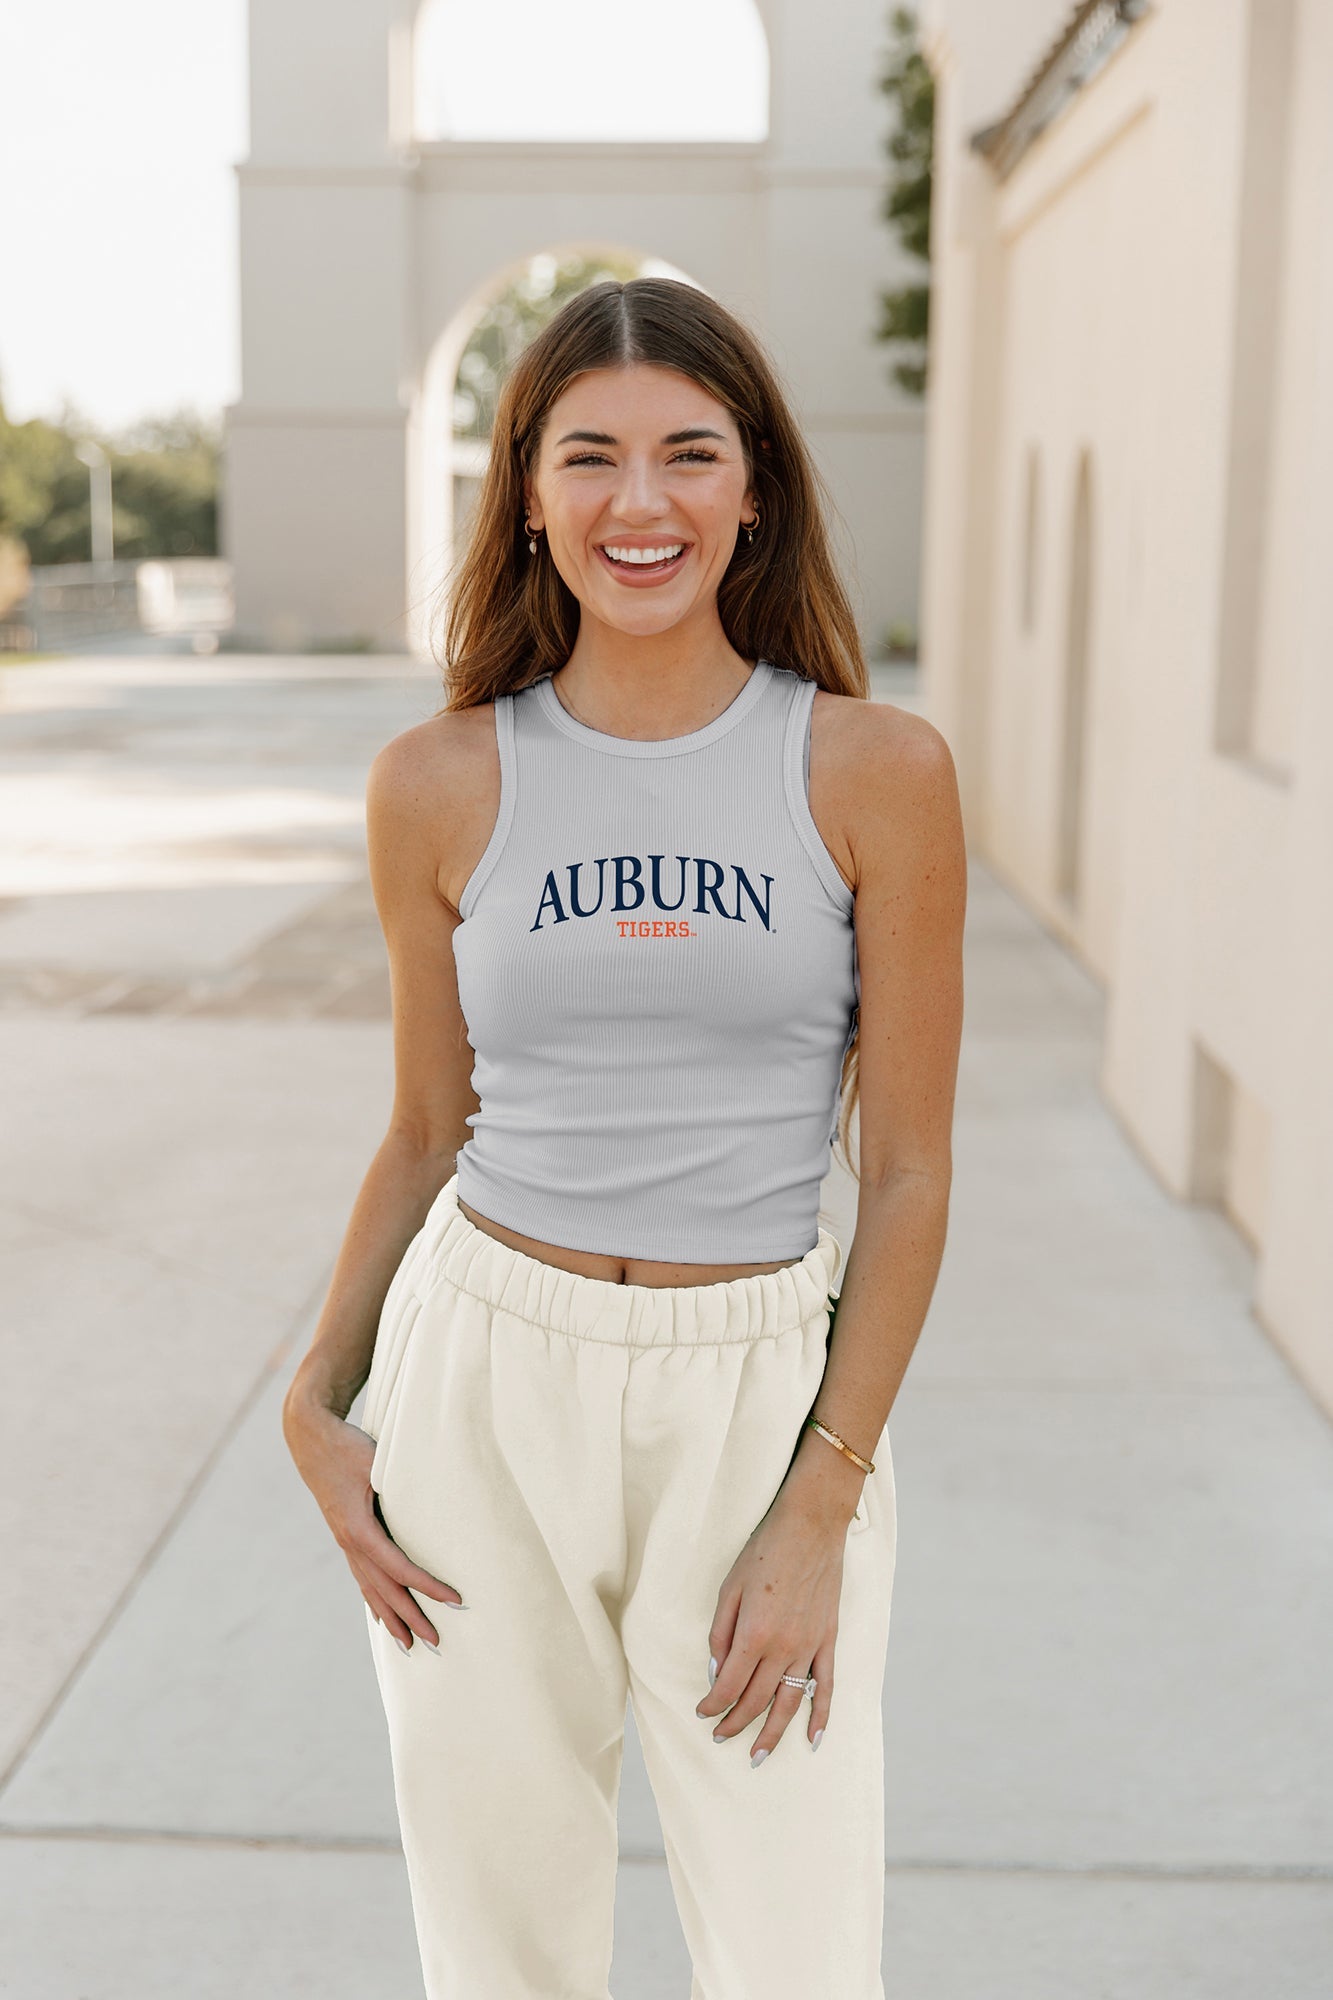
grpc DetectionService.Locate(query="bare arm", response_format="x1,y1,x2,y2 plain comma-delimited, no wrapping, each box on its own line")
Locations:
777,703,967,1528
283,724,481,1423
694,699,967,1760
281,710,493,1647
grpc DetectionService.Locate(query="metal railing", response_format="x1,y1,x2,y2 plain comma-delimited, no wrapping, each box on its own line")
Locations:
2,558,234,651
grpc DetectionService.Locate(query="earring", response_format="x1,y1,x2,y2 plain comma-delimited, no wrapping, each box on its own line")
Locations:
744,507,761,546
524,515,540,554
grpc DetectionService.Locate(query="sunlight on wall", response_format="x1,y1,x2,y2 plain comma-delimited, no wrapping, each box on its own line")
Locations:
413,0,768,142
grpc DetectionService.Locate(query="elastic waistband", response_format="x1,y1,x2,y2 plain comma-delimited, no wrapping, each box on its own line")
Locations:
412,1175,844,1348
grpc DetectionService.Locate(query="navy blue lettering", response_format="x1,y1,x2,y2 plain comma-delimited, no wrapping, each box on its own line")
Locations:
568,857,607,918
693,858,729,918
531,871,567,930
731,865,775,930
648,854,689,912
613,856,645,910
531,854,777,929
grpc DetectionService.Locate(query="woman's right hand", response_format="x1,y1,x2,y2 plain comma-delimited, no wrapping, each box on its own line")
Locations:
282,1391,463,1652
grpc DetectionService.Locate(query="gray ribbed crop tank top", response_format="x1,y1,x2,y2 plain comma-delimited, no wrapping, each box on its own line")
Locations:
451,658,860,1263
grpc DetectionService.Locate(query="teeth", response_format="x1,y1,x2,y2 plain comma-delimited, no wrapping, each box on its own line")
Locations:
602,544,684,565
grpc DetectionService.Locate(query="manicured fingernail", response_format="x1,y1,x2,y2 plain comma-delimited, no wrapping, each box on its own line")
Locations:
712,1730,727,1744
812,1728,825,1751
750,1747,769,1768
393,1636,410,1655
708,1656,718,1686
421,1636,440,1652
441,1599,468,1610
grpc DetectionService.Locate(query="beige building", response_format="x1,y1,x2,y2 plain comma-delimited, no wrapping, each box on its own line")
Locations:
221,0,925,662
919,0,1333,1414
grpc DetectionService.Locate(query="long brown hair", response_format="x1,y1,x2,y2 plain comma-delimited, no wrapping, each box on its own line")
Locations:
433,275,866,1180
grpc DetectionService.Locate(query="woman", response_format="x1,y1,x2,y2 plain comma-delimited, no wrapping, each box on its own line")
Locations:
283,277,966,1999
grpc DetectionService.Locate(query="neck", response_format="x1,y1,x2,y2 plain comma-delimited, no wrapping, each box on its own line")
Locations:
553,626,755,739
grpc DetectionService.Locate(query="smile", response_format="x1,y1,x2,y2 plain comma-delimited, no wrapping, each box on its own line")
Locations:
596,542,690,584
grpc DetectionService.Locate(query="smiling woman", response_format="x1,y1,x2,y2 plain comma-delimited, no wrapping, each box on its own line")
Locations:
517,368,767,642
282,274,966,2000
566,424,724,575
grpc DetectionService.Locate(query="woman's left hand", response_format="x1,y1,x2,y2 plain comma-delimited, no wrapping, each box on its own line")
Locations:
694,1485,854,1763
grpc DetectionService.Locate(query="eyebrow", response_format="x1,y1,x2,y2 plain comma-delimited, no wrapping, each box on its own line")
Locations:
553,427,729,448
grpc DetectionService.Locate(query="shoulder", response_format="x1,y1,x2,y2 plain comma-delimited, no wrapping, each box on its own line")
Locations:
812,685,957,805
810,687,963,888
365,699,505,907
368,698,500,820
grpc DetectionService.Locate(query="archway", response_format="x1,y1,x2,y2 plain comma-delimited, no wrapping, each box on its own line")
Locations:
225,0,920,665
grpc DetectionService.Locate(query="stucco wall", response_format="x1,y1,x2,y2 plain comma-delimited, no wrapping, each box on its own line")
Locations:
919,0,1333,1416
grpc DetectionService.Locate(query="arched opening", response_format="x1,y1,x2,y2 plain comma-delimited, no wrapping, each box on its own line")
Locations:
1055,447,1094,908
406,246,708,661
412,0,768,143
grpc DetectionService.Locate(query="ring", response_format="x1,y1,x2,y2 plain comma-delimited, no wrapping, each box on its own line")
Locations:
779,1672,817,1697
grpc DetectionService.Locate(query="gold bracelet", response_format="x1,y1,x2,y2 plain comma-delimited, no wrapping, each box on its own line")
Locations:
805,1416,875,1475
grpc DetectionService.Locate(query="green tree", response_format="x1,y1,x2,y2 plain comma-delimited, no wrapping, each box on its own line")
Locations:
452,248,644,442
0,392,87,566
874,5,934,398
104,406,221,559
0,380,220,565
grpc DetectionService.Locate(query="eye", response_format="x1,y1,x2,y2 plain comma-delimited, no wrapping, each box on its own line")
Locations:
560,449,720,468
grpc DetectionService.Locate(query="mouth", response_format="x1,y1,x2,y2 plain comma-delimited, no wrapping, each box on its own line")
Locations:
595,541,690,584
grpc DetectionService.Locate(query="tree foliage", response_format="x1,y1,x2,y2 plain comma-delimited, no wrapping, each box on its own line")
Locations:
452,248,644,441
0,380,220,567
874,5,934,398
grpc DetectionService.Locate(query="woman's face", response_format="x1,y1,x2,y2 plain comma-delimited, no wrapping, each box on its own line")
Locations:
524,363,756,639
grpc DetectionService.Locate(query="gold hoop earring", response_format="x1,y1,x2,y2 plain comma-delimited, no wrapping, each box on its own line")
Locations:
743,507,761,547
524,515,541,555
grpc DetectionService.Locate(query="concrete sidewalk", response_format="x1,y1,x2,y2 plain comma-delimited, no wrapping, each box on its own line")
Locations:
1,654,1329,1998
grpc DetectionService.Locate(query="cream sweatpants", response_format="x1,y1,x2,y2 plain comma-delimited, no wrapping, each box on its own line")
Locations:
359,1173,897,2000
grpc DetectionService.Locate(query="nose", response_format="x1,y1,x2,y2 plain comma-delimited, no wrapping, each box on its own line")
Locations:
606,455,675,522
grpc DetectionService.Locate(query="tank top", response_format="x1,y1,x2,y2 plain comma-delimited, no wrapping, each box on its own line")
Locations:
450,657,861,1263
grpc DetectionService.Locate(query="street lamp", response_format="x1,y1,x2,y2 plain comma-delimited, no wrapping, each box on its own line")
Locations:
74,439,114,569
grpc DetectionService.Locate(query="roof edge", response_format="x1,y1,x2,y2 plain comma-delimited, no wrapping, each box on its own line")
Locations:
968,0,1153,180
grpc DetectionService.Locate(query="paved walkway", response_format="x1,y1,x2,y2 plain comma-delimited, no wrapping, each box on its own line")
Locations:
1,654,1329,1998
